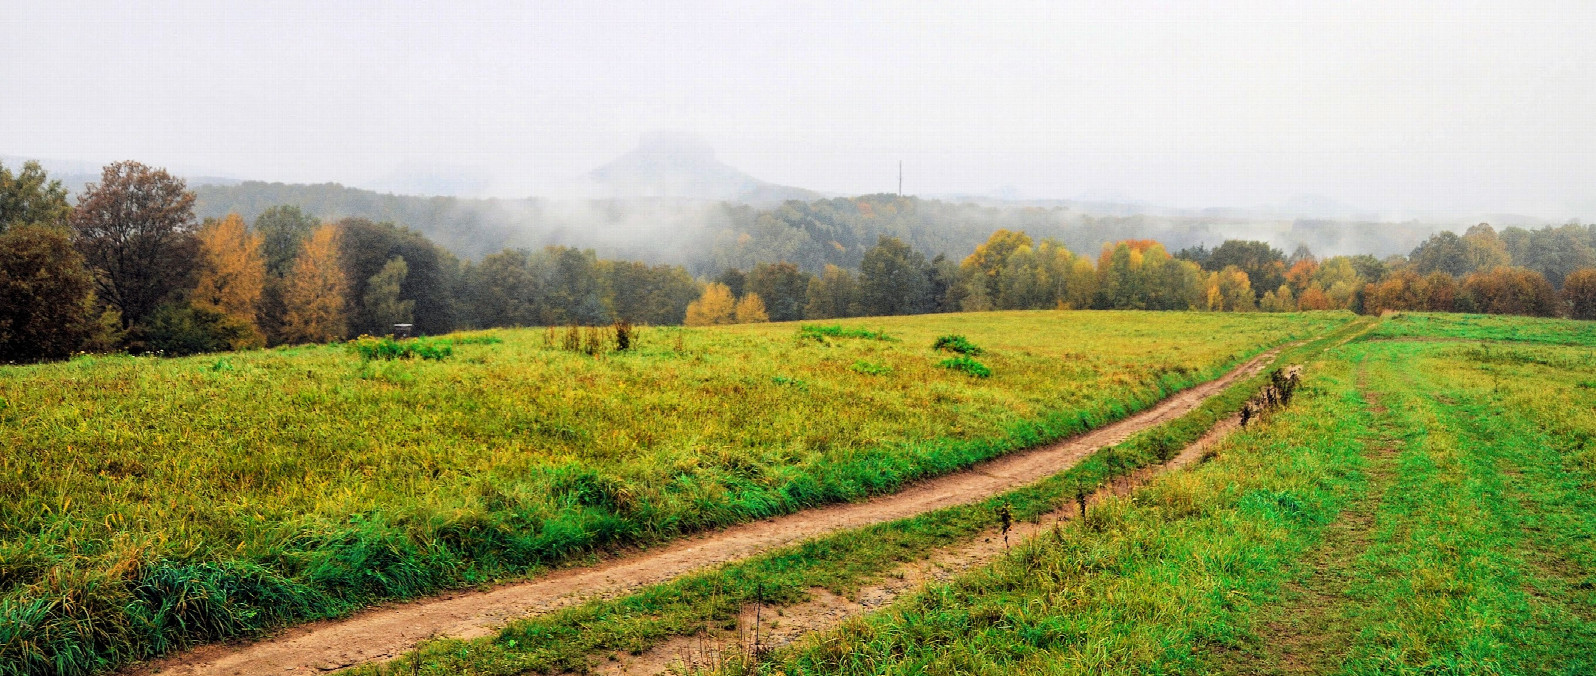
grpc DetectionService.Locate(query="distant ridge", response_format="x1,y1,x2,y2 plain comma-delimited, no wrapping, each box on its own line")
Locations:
585,132,821,205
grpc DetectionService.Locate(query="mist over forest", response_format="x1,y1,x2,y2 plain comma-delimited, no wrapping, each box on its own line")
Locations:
189,179,1460,275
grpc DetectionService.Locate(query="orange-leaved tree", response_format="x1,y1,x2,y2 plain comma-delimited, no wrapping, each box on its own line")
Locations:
685,282,736,326
280,223,348,343
734,292,769,323
1565,268,1596,320
192,213,266,347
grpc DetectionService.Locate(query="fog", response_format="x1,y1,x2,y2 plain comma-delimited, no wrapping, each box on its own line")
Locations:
5,1,1595,220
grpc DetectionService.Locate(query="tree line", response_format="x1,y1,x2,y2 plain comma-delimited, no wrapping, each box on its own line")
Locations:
4,160,1596,363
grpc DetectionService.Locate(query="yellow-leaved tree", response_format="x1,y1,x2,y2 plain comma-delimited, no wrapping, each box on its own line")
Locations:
192,213,266,347
684,282,735,326
280,224,348,343
734,292,769,323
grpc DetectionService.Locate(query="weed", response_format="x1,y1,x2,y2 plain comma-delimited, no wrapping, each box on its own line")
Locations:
614,320,634,351
933,334,984,356
938,355,992,378
797,325,897,342
346,335,453,361
849,360,893,376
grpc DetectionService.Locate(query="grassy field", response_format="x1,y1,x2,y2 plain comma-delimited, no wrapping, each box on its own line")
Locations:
340,317,1373,676
0,310,1344,675
725,313,1596,675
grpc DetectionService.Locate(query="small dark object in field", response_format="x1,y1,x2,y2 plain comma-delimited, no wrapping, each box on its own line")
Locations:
1243,365,1302,427
998,502,1014,548
1076,490,1087,519
613,320,633,351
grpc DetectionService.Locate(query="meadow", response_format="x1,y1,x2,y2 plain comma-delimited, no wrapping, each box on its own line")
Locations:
717,313,1596,675
0,310,1345,675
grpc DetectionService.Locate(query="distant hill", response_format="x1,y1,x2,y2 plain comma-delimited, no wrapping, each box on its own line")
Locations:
584,132,822,205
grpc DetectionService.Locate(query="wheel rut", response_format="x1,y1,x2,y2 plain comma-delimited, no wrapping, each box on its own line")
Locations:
127,349,1286,676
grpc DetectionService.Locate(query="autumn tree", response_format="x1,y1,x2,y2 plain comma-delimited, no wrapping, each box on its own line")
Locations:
684,282,736,326
734,292,770,323
0,225,97,362
1206,266,1256,312
1564,268,1596,320
192,214,266,347
961,229,1033,299
71,161,198,329
1462,267,1558,317
1204,240,1286,299
0,160,71,232
280,224,349,343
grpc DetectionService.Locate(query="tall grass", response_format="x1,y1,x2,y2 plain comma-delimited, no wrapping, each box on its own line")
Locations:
0,310,1347,675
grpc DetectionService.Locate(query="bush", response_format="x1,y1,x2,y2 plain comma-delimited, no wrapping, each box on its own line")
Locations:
346,335,453,361
938,355,992,378
798,325,896,342
134,302,254,357
850,360,894,376
932,334,984,355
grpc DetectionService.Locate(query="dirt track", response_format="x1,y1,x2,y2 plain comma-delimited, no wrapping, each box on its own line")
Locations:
130,349,1282,676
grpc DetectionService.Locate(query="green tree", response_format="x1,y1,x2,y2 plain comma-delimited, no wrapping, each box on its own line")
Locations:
363,256,415,333
858,236,931,316
1204,240,1285,299
71,161,199,330
1409,231,1473,277
462,249,541,327
747,262,812,322
0,160,71,232
337,218,457,335
0,225,97,362
253,205,319,277
604,260,699,325
804,264,860,319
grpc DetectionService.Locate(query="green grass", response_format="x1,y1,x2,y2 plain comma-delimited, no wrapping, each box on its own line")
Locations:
741,334,1375,675
342,319,1375,676
1368,312,1596,346
725,313,1596,675
0,310,1346,675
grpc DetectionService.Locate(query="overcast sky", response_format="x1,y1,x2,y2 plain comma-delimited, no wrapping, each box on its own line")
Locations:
4,1,1594,217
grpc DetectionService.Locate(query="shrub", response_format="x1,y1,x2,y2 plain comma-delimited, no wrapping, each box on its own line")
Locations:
797,325,896,342
849,360,893,376
933,334,984,355
134,302,254,356
346,335,453,361
938,355,992,378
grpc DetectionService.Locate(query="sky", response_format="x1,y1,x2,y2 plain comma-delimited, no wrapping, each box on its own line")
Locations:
3,1,1594,217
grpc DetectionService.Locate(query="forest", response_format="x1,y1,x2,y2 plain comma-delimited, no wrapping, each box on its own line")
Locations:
3,159,1595,363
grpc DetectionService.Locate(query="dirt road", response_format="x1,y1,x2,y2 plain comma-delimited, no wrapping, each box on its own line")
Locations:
131,349,1282,676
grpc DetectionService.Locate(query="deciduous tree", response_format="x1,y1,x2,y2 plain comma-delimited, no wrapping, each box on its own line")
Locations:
281,224,349,343
0,225,97,361
0,160,71,232
734,293,769,323
363,256,415,333
1564,268,1596,320
192,213,266,347
70,161,198,329
685,282,735,326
